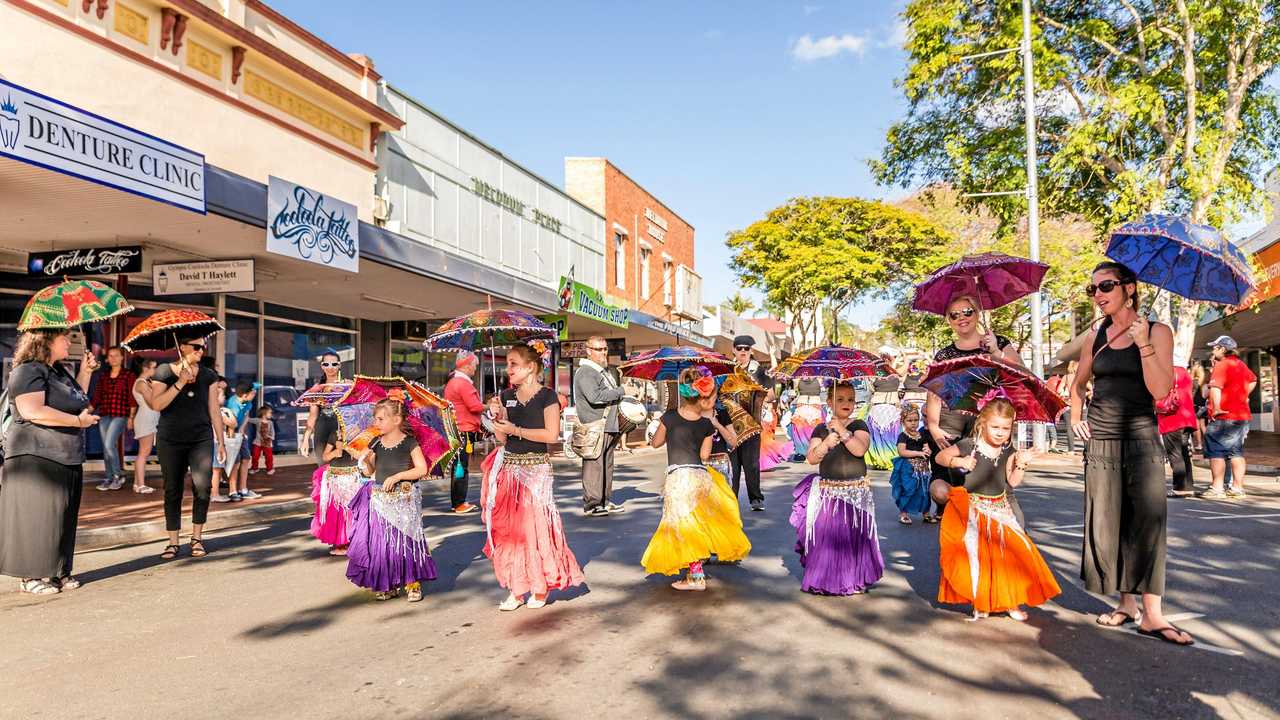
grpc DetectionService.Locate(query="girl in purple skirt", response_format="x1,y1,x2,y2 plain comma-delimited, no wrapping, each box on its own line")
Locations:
346,398,437,602
790,382,884,595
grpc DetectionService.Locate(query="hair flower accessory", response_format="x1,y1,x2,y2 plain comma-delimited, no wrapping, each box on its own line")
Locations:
678,374,717,399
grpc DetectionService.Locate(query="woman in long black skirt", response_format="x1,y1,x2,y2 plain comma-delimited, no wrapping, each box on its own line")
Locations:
0,329,99,594
1070,261,1192,646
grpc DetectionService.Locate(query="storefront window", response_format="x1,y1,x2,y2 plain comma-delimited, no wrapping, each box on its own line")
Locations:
262,319,356,391
224,313,259,390
0,292,27,389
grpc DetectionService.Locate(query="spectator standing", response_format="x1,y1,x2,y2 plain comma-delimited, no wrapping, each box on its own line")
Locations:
1159,366,1198,498
224,381,260,500
1200,336,1257,499
90,346,136,491
130,357,160,493
573,336,630,517
1191,363,1208,452
443,351,483,513
251,406,275,475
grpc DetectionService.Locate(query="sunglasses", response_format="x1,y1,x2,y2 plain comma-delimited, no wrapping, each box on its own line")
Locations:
587,346,608,352
184,343,206,352
1086,279,1124,296
947,308,976,321
320,361,341,368
734,346,751,351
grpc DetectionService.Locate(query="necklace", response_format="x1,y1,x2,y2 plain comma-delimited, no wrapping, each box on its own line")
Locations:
974,439,1004,461
380,433,408,450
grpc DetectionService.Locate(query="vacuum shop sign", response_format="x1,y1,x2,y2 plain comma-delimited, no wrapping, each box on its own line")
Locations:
266,176,359,273
0,78,206,213
558,275,629,329
27,245,143,277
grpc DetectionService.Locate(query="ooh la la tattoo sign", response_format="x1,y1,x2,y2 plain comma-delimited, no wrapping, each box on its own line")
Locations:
266,176,359,273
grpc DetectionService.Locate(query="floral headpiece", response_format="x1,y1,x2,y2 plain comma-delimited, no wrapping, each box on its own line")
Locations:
678,367,717,399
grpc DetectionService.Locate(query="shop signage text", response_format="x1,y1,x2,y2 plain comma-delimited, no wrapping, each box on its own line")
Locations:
472,177,564,235
27,245,143,277
644,207,668,243
562,338,626,359
0,79,206,213
632,312,714,348
267,176,359,273
537,314,570,341
558,276,629,329
152,259,255,295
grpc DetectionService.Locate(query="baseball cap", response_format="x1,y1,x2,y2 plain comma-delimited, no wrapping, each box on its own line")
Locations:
1206,335,1238,350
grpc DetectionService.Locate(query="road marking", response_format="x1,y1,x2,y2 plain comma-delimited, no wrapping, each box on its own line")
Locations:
1100,625,1244,656
1178,512,1280,521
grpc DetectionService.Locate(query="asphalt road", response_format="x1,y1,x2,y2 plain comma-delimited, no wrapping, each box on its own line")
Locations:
2,451,1278,720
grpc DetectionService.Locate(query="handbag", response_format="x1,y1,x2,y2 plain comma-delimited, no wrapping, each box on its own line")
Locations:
571,417,607,460
1155,389,1180,416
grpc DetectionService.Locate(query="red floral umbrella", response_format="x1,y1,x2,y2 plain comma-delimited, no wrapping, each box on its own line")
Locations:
618,346,735,381
912,252,1049,315
121,309,223,352
921,355,1066,424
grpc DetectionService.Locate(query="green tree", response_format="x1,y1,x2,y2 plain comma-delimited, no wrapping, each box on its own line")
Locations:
726,197,951,347
875,0,1280,362
724,291,755,316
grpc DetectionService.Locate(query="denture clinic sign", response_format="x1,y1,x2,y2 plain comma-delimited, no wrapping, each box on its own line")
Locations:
266,176,359,273
0,78,205,213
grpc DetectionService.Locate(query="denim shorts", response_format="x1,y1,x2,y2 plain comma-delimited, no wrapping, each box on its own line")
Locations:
1204,419,1249,459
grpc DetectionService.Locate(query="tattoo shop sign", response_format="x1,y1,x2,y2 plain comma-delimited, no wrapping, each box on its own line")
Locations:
266,176,359,273
27,245,143,277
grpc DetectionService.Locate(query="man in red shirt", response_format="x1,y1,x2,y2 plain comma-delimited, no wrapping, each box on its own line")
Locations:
1201,336,1257,499
443,351,484,513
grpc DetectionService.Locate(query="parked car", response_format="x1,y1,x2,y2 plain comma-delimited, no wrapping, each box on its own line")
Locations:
260,385,305,454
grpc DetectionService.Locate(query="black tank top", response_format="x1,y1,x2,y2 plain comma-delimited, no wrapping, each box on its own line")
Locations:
370,435,416,483
1088,318,1157,440
811,421,870,479
954,438,1014,496
660,410,714,466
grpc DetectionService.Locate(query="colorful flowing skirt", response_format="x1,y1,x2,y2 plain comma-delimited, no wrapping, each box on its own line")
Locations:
889,457,931,514
788,403,825,455
759,421,795,472
642,464,752,575
310,465,362,546
938,488,1061,613
345,481,438,592
790,475,884,595
864,401,901,470
481,448,585,597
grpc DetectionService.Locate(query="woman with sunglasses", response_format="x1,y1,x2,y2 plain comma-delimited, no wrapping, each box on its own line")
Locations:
925,295,1023,514
303,351,353,555
1069,262,1191,646
140,335,227,560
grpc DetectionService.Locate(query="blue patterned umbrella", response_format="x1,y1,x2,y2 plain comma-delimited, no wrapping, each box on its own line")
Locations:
1106,214,1255,305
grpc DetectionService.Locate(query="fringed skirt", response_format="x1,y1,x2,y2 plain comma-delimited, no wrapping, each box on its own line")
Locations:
787,403,825,454
938,488,1060,612
642,464,752,575
345,481,438,592
481,448,585,597
790,475,884,595
889,457,931,514
759,420,795,472
310,465,363,546
864,401,901,470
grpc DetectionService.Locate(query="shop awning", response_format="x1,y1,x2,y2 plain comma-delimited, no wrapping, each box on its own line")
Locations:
1195,299,1280,356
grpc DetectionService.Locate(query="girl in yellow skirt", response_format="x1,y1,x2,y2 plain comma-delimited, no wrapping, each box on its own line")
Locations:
642,367,751,591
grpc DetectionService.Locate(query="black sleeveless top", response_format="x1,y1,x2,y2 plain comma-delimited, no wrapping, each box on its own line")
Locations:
501,386,558,454
811,420,870,479
660,410,715,466
954,438,1015,496
316,408,356,467
872,375,901,394
369,435,416,483
1088,318,1157,440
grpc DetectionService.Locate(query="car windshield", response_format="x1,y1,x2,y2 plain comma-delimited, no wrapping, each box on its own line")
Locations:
264,388,299,407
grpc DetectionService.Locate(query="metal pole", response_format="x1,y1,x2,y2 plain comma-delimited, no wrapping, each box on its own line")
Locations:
1022,0,1046,451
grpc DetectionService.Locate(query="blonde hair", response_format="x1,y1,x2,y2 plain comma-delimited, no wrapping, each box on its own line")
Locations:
374,397,414,436
973,398,1016,445
946,294,980,314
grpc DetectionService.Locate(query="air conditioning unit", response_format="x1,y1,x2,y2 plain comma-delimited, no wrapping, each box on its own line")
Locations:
372,195,391,224
673,264,702,320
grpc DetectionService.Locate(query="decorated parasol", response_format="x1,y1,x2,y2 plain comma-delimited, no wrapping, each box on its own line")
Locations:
425,309,557,352
331,376,460,477
921,355,1067,424
618,346,734,381
121,309,223,352
911,252,1049,315
18,279,133,331
292,382,353,407
1105,214,1256,306
770,345,889,381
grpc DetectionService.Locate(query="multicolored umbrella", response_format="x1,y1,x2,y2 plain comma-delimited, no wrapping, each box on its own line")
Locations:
121,309,223,352
425,309,557,352
921,355,1067,424
618,346,734,381
769,345,889,381
332,376,459,477
17,279,133,331
292,382,353,407
1106,214,1256,306
912,252,1049,315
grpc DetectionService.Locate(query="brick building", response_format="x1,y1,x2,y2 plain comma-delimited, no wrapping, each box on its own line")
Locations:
565,158,701,324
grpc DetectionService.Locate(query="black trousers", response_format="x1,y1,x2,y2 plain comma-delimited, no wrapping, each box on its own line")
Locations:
730,435,763,504
451,431,481,507
1163,428,1194,492
581,432,620,510
159,438,214,532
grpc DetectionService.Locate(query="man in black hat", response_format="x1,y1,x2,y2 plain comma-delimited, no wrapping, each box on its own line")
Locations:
727,335,774,511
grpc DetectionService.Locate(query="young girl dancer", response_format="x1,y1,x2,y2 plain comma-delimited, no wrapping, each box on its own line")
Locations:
312,410,361,556
790,382,883,595
934,398,1060,621
643,367,751,591
346,398,437,603
482,344,585,611
890,405,934,525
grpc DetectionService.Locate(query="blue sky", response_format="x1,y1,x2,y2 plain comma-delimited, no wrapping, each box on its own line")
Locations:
269,0,910,327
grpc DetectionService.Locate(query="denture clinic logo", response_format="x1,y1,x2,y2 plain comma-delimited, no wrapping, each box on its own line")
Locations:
0,94,20,151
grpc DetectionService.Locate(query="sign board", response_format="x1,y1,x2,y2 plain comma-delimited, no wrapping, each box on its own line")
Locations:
267,175,359,273
537,314,569,341
562,338,626,359
630,312,715,349
1236,240,1280,310
27,245,143,277
291,359,310,390
0,78,206,213
558,275,629,328
152,259,255,295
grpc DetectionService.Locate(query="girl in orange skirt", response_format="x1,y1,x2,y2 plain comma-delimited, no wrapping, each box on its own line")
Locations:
934,398,1060,621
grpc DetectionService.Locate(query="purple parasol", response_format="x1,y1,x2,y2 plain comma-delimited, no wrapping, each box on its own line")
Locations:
912,252,1049,315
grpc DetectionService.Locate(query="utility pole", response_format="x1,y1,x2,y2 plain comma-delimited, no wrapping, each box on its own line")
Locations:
1021,0,1047,450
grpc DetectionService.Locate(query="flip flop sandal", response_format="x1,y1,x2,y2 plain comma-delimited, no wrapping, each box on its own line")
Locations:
1137,625,1194,646
159,544,180,560
20,579,60,595
1096,610,1140,627
56,576,81,590
189,539,207,558
899,515,913,525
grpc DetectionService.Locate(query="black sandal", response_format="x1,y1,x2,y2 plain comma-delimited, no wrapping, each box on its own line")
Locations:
159,544,180,560
1096,609,1139,627
1137,625,1194,646
189,539,207,558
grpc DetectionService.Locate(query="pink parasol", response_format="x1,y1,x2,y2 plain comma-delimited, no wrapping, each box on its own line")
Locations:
912,252,1049,315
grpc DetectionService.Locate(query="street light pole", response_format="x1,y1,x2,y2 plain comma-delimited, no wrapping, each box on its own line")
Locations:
1020,0,1047,451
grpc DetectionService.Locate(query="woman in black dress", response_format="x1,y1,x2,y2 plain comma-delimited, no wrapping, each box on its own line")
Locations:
1070,261,1191,646
139,335,226,560
0,329,100,594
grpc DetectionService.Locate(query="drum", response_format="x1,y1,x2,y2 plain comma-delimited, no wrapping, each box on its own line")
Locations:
722,397,761,444
620,399,648,425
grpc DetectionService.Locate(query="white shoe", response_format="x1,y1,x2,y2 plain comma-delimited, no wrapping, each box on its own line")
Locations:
266,469,275,476
95,480,113,491
108,477,126,491
526,596,547,609
498,595,524,612
210,494,231,503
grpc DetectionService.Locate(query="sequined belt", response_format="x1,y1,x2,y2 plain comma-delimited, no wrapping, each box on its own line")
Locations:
819,477,870,490
373,480,418,498
970,490,1008,502
503,452,550,466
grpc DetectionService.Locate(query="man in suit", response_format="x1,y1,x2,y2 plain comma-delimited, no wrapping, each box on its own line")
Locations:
728,335,774,511
573,336,630,516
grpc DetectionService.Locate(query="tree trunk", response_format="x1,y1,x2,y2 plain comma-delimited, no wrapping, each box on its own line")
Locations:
1172,298,1200,366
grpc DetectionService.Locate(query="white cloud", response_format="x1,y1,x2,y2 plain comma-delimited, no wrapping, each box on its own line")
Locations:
883,19,908,49
791,33,867,62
